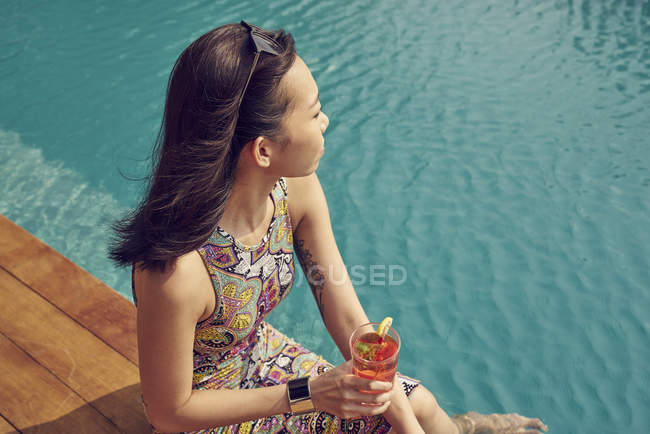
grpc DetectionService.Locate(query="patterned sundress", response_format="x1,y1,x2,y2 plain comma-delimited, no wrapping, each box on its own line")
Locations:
135,178,420,433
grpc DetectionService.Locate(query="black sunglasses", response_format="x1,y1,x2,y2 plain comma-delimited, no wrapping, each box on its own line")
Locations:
237,21,283,110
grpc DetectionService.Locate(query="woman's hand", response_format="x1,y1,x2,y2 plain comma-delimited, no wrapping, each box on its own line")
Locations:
452,411,548,433
309,360,393,419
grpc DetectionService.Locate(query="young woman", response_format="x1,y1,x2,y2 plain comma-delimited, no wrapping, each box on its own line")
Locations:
110,22,548,433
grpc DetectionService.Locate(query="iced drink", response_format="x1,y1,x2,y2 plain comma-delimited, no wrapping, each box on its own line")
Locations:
349,321,401,384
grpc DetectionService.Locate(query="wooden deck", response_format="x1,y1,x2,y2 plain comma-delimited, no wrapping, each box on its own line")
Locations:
0,215,150,433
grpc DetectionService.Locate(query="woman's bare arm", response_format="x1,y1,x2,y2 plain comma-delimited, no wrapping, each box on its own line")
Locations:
287,174,370,360
134,252,290,432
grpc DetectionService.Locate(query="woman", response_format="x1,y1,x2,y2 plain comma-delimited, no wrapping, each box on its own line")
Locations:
110,21,547,433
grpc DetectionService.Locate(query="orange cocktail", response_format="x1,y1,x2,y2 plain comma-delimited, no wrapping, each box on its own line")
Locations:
349,321,401,385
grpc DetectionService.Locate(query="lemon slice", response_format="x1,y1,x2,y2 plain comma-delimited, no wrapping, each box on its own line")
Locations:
376,316,393,338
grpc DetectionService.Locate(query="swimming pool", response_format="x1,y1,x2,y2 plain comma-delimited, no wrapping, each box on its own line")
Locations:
1,1,649,432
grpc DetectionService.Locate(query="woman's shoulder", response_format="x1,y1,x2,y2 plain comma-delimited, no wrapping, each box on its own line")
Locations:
133,251,212,320
284,173,328,230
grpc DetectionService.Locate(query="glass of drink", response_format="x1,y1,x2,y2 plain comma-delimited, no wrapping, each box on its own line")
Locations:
349,322,401,385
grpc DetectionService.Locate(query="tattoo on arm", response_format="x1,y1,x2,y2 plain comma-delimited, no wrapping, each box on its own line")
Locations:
294,237,326,319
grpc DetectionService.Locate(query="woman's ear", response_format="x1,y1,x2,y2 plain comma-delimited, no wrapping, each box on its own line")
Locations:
249,136,272,168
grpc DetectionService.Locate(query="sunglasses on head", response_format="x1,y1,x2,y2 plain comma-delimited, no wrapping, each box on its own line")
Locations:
237,21,283,110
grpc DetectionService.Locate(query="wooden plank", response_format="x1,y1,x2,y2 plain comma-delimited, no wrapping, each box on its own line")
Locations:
0,333,118,433
0,268,149,433
0,215,138,365
0,415,18,433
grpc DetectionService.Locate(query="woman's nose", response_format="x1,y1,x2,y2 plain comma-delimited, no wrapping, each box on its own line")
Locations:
321,112,329,133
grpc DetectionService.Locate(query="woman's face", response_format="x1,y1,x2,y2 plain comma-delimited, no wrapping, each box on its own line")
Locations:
274,56,329,176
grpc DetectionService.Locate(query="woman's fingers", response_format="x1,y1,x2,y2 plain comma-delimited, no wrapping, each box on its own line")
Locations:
344,376,392,404
352,390,393,405
365,399,391,415
343,399,392,418
309,364,396,419
346,375,392,392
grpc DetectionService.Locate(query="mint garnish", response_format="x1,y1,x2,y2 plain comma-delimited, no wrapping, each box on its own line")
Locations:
355,341,379,360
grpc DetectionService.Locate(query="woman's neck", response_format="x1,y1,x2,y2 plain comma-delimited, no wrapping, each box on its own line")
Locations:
219,168,278,242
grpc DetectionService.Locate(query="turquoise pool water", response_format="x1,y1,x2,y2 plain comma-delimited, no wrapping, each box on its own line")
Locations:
1,1,649,432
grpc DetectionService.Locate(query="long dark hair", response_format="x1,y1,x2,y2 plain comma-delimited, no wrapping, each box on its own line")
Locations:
109,22,296,270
